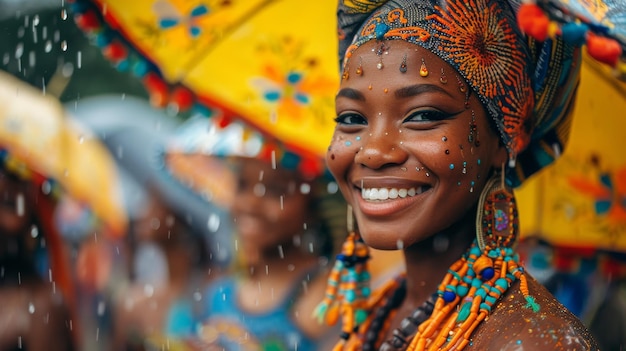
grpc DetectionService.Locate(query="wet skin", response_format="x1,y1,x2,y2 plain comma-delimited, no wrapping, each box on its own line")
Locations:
327,40,506,251
326,40,599,349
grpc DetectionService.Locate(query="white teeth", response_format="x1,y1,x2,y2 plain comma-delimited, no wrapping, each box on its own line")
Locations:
361,187,423,201
389,188,398,199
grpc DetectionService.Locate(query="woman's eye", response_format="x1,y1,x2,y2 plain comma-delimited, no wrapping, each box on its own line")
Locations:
334,113,367,125
404,110,449,122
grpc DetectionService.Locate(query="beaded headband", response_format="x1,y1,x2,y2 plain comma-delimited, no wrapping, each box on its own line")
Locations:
338,0,582,187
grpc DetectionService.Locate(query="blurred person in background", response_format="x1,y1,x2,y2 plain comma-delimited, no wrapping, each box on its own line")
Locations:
66,95,232,351
0,166,77,351
153,117,347,351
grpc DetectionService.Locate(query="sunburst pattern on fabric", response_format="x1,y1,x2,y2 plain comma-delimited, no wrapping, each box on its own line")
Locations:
428,0,533,153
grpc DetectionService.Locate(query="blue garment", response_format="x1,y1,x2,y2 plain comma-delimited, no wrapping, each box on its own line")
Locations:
198,276,318,351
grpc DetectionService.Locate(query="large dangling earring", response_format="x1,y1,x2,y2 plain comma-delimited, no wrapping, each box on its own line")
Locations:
475,166,518,251
406,167,538,351
314,205,371,347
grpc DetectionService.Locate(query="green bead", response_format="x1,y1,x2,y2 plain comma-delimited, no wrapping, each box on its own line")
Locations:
456,301,472,322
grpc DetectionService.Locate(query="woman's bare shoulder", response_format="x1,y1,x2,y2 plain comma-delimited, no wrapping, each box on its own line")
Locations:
467,275,599,350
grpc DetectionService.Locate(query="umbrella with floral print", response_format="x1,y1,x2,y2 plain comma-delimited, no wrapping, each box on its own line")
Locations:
69,0,339,175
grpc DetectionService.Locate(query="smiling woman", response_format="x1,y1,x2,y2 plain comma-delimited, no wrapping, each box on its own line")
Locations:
311,0,614,350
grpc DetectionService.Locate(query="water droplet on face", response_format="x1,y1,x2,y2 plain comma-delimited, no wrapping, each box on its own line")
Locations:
28,302,35,314
193,292,202,301
287,264,295,271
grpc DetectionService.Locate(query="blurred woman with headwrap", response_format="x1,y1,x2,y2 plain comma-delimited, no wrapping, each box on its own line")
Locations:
313,0,625,349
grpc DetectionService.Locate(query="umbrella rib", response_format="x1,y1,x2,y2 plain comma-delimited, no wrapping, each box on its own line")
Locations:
180,0,279,80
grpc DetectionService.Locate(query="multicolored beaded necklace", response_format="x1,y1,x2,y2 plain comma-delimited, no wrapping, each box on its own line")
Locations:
315,176,539,351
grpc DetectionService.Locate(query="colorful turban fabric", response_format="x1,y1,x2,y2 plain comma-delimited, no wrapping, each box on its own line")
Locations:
337,0,582,187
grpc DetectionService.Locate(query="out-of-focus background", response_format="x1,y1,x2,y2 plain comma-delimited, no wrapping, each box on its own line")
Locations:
1,1,626,350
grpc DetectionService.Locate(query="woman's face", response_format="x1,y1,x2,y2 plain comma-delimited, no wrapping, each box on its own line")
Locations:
231,158,312,253
327,40,507,250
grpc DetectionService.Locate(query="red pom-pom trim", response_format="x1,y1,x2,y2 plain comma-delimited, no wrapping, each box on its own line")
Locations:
102,41,127,62
586,32,622,67
171,87,195,111
517,3,550,42
74,10,100,31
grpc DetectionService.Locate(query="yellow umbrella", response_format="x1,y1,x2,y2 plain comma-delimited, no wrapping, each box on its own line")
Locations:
70,0,339,175
517,55,626,252
0,70,128,238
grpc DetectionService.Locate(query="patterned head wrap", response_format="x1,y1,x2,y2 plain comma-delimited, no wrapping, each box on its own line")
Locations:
337,0,582,187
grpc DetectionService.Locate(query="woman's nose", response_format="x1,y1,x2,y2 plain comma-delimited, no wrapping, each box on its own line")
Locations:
354,128,408,169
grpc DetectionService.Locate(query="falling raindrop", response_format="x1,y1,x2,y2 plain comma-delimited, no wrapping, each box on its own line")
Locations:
271,151,277,169
287,264,295,271
79,135,84,144
31,27,38,44
143,284,154,297
41,181,51,195
16,193,24,216
44,40,52,53
193,292,202,301
17,27,25,38
42,26,47,40
277,245,284,259
28,51,35,67
77,51,82,69
150,217,160,230
30,225,38,238
280,195,284,210
14,43,24,59
32,15,40,26
61,62,74,77
3,53,9,65
165,215,175,227
207,213,220,232
253,183,266,197
61,8,68,20
396,239,404,249
116,145,123,158
54,30,60,43
97,301,105,316
18,337,22,349
327,181,339,194
28,302,35,314
61,40,68,52
299,183,311,194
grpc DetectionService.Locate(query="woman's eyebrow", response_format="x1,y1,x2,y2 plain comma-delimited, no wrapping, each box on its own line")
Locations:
336,88,365,101
395,84,454,99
